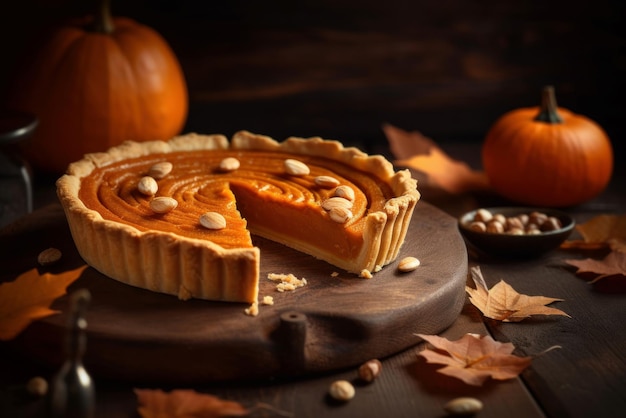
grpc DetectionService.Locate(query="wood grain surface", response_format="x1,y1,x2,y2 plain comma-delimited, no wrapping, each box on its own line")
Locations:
1,200,467,383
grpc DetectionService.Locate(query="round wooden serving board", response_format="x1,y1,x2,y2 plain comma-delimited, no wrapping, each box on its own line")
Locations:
1,201,467,383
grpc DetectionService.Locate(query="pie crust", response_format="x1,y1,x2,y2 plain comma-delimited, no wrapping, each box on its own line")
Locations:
56,131,420,303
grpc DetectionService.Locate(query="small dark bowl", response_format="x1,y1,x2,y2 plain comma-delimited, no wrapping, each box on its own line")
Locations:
458,207,575,258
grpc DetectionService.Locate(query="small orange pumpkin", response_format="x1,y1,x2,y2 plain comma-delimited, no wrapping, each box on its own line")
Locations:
482,86,613,207
6,0,188,173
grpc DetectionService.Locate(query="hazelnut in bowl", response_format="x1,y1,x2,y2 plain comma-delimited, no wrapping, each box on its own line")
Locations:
458,207,575,258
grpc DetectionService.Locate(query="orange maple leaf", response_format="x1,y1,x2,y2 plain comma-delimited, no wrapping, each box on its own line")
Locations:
561,214,626,250
135,388,249,418
0,265,87,341
466,266,569,322
415,333,532,386
564,251,626,283
383,123,490,194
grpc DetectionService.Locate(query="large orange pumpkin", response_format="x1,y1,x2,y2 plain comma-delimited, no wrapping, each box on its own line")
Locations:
482,86,613,207
6,0,188,173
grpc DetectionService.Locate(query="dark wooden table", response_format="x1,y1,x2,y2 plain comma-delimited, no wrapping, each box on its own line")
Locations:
1,142,624,418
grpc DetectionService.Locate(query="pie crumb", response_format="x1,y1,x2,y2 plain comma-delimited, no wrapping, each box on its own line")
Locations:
359,269,373,279
331,271,339,277
267,273,308,292
244,302,259,317
374,265,382,273
262,295,274,305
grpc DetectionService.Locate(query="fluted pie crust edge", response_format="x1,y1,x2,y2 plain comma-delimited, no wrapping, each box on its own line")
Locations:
56,131,420,303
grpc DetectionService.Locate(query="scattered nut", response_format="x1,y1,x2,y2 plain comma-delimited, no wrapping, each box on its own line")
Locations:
474,208,493,223
486,220,504,234
26,376,48,397
526,222,540,233
505,216,524,231
314,175,340,188
358,359,382,382
518,213,530,225
148,161,173,179
137,176,158,196
38,248,62,266
529,211,548,225
199,212,227,230
443,397,483,415
150,196,178,213
328,380,355,401
493,213,506,225
468,221,487,233
541,216,562,231
398,256,420,272
284,159,310,176
219,157,240,172
333,185,355,202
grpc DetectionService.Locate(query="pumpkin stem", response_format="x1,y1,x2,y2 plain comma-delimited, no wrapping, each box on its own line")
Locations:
534,85,563,124
91,0,115,34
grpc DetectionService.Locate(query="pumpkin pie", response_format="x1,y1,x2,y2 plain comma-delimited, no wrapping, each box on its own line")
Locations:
56,131,420,303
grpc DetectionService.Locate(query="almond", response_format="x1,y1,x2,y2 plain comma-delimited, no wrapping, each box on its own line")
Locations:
199,212,227,230
38,248,62,266
219,157,240,172
329,206,353,223
284,159,310,176
314,175,340,188
333,185,355,202
398,256,420,272
322,196,353,211
137,176,158,196
150,197,177,213
148,161,173,179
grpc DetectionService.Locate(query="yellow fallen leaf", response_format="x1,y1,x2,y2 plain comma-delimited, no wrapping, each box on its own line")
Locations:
135,388,249,418
561,214,626,250
383,123,490,194
415,333,532,386
466,266,570,322
0,265,87,341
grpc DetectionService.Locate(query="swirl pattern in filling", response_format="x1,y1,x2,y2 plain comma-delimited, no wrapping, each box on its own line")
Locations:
79,149,393,258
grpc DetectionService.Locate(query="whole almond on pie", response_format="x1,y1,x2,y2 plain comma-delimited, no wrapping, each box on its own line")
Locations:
148,161,173,179
284,158,310,176
200,212,227,230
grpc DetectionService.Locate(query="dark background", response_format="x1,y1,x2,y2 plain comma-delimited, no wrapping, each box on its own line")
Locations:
1,0,624,157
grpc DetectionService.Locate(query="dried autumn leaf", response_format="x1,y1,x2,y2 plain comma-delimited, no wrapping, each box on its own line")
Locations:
466,266,569,322
383,123,490,194
384,123,436,159
565,250,626,283
561,214,626,250
135,388,249,418
0,265,87,341
415,333,532,386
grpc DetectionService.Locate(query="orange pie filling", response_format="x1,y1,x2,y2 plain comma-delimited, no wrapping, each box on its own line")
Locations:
57,131,420,303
